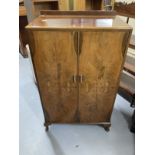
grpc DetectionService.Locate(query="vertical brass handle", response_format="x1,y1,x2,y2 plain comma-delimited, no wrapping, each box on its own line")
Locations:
72,75,84,83
72,75,76,83
80,75,84,83
80,75,82,83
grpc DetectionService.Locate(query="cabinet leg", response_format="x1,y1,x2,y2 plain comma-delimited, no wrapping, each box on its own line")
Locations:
130,110,135,133
99,123,111,132
104,126,110,132
131,94,135,107
44,123,49,132
45,125,49,131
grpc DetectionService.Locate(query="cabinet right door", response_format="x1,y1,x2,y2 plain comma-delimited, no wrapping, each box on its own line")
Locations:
79,31,130,123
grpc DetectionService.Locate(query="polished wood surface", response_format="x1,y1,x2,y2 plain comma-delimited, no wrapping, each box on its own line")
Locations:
29,31,78,123
26,11,131,30
79,31,128,123
27,12,132,130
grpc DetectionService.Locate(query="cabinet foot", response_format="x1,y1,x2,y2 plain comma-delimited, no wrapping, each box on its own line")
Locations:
99,123,111,132
130,110,135,133
44,123,49,131
45,125,49,131
104,126,110,132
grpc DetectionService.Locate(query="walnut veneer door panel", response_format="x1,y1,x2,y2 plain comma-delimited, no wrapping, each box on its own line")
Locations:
32,31,78,123
79,31,128,123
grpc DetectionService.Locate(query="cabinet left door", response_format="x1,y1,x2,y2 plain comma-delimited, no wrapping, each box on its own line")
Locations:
28,31,78,124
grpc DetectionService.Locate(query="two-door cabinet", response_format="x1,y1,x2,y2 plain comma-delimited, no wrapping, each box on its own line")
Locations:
26,11,132,131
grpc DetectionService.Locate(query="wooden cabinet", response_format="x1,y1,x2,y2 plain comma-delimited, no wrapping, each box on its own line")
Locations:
26,11,132,131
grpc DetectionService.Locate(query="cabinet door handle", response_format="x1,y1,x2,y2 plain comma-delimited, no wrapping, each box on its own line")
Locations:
80,75,82,83
80,75,84,83
72,75,84,83
72,75,76,83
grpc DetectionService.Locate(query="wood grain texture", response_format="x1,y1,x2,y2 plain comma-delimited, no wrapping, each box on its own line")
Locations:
26,14,131,31
27,13,132,128
30,31,78,123
78,31,128,123
73,0,86,11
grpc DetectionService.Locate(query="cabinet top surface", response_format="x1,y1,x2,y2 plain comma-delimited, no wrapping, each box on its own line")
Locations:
26,15,132,30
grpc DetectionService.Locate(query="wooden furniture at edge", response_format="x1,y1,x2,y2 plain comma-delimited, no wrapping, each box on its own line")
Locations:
26,11,132,131
66,0,115,11
114,1,135,50
19,1,29,57
114,1,135,106
19,0,59,57
115,1,135,132
73,0,104,10
32,0,59,16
